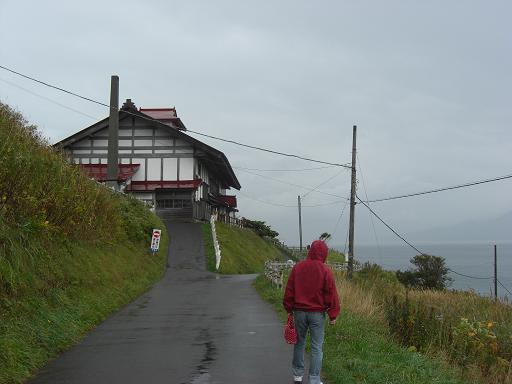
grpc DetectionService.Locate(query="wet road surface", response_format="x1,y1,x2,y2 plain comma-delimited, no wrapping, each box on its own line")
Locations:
29,222,291,384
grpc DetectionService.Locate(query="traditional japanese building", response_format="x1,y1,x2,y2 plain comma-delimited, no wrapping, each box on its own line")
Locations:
55,99,241,221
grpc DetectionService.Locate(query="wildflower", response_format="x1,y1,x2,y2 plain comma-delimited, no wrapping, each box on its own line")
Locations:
468,332,476,337
487,321,494,329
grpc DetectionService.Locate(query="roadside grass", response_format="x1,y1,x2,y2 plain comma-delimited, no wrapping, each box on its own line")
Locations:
214,222,286,274
351,265,512,383
328,248,345,263
202,223,216,272
0,103,169,383
254,274,466,384
0,238,167,384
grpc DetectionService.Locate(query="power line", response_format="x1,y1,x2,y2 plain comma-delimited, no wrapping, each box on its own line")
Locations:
363,173,512,204
236,167,349,200
356,195,493,280
357,154,383,264
302,169,346,198
448,269,492,280
186,128,351,168
498,279,512,296
0,64,109,107
233,165,338,172
0,63,352,168
238,190,346,208
356,195,424,255
330,198,350,241
0,77,100,120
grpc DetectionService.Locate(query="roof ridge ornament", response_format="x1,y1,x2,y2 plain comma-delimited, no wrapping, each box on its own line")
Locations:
121,98,138,112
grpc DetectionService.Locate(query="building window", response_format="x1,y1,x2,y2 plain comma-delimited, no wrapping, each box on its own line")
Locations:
156,199,192,209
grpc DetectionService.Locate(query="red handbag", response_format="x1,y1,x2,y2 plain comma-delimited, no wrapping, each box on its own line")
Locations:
284,313,297,344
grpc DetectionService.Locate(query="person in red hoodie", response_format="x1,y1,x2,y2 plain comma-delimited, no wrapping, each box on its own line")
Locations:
283,240,340,384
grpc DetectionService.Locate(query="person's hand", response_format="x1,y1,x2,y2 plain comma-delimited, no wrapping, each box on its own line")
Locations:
329,318,336,326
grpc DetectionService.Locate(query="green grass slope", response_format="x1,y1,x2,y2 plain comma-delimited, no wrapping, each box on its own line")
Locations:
0,103,168,384
203,222,286,274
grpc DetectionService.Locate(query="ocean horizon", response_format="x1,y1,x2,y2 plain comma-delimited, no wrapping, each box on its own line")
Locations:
328,241,512,299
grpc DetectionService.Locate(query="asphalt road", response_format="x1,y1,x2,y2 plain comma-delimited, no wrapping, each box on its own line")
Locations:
29,222,292,384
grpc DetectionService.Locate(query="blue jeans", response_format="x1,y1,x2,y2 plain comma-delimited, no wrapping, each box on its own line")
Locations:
292,311,325,384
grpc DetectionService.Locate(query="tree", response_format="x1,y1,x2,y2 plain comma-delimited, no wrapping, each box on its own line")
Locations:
396,254,452,290
241,218,279,239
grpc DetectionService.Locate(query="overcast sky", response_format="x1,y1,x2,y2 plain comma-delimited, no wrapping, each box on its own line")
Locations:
1,1,510,249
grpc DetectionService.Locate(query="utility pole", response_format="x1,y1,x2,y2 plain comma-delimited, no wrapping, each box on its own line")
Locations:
107,75,119,190
347,125,357,279
494,244,498,302
298,195,303,253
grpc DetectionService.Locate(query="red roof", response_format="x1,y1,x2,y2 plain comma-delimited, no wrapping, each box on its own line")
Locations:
126,180,202,192
139,108,177,120
139,107,186,130
80,164,140,182
216,195,237,208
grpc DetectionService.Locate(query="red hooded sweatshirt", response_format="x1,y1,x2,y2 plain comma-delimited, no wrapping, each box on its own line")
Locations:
283,240,340,320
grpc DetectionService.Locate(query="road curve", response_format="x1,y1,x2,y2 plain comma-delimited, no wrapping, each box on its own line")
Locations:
29,222,291,384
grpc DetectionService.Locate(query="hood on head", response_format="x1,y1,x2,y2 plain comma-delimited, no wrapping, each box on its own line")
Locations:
307,240,328,263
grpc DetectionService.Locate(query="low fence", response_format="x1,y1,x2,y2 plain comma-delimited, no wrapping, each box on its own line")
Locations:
215,213,244,228
264,261,357,288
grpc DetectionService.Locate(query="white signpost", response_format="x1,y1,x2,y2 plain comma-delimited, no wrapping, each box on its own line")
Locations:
150,229,161,254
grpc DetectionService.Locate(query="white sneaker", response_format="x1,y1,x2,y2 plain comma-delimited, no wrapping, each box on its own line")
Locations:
293,376,303,383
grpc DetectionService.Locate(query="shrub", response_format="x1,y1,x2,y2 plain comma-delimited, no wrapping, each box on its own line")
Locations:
241,218,279,238
396,254,452,290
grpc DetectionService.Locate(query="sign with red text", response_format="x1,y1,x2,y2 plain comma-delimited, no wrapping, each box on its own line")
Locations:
150,229,161,253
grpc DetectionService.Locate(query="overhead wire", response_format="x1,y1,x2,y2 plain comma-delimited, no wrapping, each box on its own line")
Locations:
233,165,337,172
237,190,347,208
185,128,351,168
330,197,350,243
357,153,383,264
0,63,351,168
301,168,346,198
0,77,100,120
356,195,494,280
497,280,512,296
236,167,349,200
0,64,109,107
362,173,512,204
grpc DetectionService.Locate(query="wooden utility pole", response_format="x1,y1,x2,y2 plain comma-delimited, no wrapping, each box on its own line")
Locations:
107,75,119,190
347,125,357,279
298,195,303,253
494,244,498,302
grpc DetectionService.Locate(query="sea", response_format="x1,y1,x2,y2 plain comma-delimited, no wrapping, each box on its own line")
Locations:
332,242,512,299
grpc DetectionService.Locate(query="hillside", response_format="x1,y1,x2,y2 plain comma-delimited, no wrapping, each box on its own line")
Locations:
203,222,286,274
0,103,168,384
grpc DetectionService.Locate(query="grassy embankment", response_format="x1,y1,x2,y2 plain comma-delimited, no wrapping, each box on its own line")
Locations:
0,103,168,384
202,222,286,274
256,261,512,384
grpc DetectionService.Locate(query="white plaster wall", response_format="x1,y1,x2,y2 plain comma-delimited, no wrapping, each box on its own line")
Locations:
134,139,152,146
163,158,178,180
147,158,161,180
180,158,194,180
134,128,153,136
131,158,145,181
93,139,108,147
